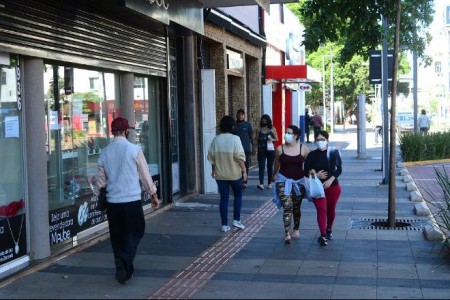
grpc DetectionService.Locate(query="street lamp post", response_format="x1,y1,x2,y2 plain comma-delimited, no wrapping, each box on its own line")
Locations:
322,55,327,130
330,47,334,133
322,52,334,132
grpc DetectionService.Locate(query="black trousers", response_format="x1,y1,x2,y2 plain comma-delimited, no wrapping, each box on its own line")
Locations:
106,200,145,273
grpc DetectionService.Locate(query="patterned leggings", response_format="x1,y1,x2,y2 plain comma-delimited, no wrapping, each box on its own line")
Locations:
275,182,304,237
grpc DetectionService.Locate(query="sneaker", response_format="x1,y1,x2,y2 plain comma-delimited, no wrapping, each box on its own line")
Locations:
114,258,127,284
291,230,300,238
221,225,231,232
318,236,328,246
267,183,273,189
326,229,333,240
232,220,245,229
257,184,264,190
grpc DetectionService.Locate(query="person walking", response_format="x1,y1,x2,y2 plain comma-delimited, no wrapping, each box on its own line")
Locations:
208,115,247,232
418,109,431,135
305,109,312,143
304,130,342,247
312,111,324,136
272,125,309,244
233,109,254,190
254,114,278,190
96,117,160,284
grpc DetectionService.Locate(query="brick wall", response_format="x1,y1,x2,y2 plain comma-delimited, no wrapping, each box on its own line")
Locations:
204,22,263,134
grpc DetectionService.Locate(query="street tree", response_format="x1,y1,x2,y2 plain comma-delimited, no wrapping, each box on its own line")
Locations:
289,0,433,64
288,0,434,227
305,42,410,121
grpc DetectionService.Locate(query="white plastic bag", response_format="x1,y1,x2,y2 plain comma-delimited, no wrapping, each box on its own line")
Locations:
309,175,325,198
267,141,275,151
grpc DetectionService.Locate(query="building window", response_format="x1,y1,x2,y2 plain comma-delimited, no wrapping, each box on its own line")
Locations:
89,77,98,90
0,71,6,85
134,77,144,89
435,61,442,74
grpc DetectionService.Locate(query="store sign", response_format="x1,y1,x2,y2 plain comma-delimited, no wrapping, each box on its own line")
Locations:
0,214,27,265
298,83,312,91
48,174,160,246
447,6,450,26
226,50,243,74
119,0,204,34
49,195,108,246
15,55,22,111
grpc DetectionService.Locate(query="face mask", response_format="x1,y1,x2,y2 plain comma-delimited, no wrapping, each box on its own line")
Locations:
284,133,294,143
316,140,328,150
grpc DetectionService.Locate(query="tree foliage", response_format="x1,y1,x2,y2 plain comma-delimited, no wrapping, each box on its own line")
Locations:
289,0,434,65
305,42,410,115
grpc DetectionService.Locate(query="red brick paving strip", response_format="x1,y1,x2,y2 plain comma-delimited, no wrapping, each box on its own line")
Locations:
149,199,279,299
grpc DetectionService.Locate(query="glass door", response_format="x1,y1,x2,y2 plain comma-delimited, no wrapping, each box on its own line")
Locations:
44,65,117,249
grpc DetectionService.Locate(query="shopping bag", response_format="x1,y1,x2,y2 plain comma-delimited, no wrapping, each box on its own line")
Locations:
267,141,275,151
309,175,325,198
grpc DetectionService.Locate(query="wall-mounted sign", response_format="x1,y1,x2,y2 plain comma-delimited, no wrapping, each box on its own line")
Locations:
119,0,204,34
226,49,243,74
15,55,22,111
298,83,312,91
447,6,450,26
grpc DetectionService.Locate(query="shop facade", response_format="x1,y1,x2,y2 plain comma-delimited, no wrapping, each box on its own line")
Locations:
0,0,203,278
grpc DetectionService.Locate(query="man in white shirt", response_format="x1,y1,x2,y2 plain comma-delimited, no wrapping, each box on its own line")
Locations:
97,117,159,284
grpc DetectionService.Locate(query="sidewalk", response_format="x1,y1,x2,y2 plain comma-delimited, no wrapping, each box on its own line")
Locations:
0,128,449,299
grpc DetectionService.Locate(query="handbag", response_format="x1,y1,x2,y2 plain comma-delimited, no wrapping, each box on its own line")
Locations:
267,141,275,151
309,175,325,198
97,186,107,211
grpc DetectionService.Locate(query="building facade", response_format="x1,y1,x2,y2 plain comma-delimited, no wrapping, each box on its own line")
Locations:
0,0,204,278
0,0,298,279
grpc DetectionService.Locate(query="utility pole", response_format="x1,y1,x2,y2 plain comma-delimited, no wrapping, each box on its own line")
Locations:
330,46,334,133
381,15,390,185
322,55,327,130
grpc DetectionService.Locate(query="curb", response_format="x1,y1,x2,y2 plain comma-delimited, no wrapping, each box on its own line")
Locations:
397,163,445,241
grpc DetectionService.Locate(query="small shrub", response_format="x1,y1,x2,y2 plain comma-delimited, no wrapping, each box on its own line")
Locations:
399,131,450,162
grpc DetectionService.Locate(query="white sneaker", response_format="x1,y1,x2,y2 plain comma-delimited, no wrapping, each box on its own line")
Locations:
232,220,245,229
221,225,231,232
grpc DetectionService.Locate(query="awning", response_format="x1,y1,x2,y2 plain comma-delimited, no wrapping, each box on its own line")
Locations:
265,65,321,84
199,0,297,12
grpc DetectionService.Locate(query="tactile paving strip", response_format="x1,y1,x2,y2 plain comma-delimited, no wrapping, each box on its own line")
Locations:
149,199,278,299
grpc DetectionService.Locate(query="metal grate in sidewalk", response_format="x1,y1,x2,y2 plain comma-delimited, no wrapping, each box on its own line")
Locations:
148,199,278,299
348,218,429,231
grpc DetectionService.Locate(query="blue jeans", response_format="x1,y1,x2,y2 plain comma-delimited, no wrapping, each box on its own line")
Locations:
216,179,243,226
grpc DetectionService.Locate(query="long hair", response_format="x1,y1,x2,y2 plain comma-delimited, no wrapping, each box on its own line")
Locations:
260,114,273,129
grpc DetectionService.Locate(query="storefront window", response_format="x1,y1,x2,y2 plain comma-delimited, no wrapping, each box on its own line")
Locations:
0,57,26,264
134,76,161,200
44,65,118,248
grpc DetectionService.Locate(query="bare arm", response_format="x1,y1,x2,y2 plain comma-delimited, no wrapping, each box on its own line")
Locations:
272,145,281,182
238,159,248,182
271,126,279,142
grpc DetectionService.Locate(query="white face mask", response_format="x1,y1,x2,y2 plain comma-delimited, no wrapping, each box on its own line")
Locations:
284,133,294,143
316,140,328,150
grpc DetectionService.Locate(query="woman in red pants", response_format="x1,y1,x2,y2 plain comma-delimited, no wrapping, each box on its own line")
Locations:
304,130,342,246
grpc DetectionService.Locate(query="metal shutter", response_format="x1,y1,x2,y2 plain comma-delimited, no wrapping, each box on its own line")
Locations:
0,0,167,76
